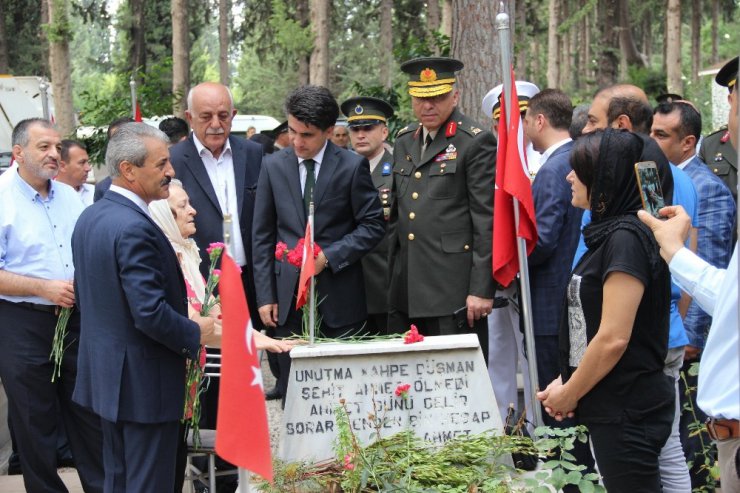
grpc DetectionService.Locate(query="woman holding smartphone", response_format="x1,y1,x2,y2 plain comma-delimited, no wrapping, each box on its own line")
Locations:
537,128,674,492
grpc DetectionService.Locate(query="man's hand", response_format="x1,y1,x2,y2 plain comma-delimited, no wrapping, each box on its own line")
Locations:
637,206,692,263
313,250,328,275
684,344,701,361
255,332,306,353
258,304,279,328
466,295,494,328
193,313,219,346
536,376,577,421
42,280,75,307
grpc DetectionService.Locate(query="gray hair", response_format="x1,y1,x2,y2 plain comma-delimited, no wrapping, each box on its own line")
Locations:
186,83,234,112
106,123,170,177
12,118,56,147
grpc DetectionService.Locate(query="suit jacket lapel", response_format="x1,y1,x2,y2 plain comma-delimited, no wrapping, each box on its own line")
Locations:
422,132,448,166
313,141,338,208
181,135,222,215
230,136,246,217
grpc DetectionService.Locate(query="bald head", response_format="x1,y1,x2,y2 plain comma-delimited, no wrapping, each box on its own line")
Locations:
185,82,237,158
584,84,651,133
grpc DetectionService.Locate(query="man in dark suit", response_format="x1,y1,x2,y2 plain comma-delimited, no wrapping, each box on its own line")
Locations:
252,85,385,399
72,123,218,492
93,116,134,202
388,57,497,350
341,96,395,334
170,81,265,412
522,89,582,393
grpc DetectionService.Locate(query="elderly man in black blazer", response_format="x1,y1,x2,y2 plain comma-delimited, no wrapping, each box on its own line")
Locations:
252,85,385,400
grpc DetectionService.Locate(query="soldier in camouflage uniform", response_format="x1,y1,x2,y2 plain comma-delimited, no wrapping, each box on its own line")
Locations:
387,57,497,357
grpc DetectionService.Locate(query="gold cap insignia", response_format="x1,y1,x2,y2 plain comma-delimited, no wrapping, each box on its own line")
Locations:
420,68,437,83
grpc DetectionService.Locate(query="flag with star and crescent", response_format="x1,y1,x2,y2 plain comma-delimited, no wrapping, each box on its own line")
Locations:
216,252,273,482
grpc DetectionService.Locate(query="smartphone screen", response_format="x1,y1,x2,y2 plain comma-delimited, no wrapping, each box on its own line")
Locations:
634,161,665,218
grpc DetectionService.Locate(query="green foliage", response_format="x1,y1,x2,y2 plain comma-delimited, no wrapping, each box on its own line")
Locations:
679,368,719,492
626,66,668,101
268,0,313,57
44,0,74,43
1,0,48,76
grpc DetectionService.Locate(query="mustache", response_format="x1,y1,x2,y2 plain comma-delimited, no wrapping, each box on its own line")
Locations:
206,128,225,135
160,176,172,187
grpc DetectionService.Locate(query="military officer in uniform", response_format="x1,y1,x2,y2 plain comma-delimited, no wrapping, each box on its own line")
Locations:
341,96,395,333
387,57,497,357
698,56,738,202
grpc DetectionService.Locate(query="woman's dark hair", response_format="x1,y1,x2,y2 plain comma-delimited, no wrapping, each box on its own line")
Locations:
569,130,604,199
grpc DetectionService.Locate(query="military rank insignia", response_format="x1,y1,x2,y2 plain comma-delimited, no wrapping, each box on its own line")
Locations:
382,162,392,175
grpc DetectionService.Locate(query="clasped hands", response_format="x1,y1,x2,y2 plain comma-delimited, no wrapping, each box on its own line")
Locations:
536,376,578,422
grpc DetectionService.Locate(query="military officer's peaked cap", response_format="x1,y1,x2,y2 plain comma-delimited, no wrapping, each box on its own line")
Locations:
400,57,464,98
481,81,540,120
716,56,738,91
340,96,394,127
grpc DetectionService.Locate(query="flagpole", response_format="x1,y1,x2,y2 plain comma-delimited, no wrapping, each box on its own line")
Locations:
129,76,137,120
495,3,542,428
309,201,316,345
39,78,50,120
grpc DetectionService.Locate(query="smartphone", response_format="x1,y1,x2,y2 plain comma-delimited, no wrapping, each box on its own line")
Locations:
634,161,665,218
453,306,467,330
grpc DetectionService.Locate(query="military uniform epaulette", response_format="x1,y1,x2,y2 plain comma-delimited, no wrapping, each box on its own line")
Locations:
451,115,485,138
396,123,419,139
705,126,729,139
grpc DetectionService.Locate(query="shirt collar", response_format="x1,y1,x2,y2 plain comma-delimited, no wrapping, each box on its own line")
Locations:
676,154,697,170
109,184,151,215
12,169,53,202
192,132,232,159
298,140,329,166
540,137,572,166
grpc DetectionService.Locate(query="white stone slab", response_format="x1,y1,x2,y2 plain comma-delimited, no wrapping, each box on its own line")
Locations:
279,334,504,463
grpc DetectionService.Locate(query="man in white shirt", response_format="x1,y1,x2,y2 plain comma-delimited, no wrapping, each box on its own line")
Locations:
57,139,94,207
639,205,740,492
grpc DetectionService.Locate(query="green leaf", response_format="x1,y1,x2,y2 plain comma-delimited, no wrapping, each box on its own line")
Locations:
578,479,596,493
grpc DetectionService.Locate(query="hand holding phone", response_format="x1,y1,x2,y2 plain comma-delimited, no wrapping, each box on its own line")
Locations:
634,161,665,218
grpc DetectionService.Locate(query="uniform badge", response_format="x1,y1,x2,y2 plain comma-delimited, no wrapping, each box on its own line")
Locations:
445,121,457,137
382,162,392,175
420,68,437,82
721,130,730,144
715,153,724,162
405,154,412,161
471,127,482,135
354,105,364,115
445,144,456,153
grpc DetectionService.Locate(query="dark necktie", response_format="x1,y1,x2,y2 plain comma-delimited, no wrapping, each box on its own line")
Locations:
422,133,433,159
303,158,316,215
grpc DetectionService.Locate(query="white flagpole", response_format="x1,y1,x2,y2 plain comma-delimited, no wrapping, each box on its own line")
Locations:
129,76,137,120
309,201,316,345
495,2,542,428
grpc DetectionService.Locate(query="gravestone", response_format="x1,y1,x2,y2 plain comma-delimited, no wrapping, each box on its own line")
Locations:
279,334,504,463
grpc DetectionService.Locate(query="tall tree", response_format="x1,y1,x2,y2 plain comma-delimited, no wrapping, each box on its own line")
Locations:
0,9,8,73
711,0,719,63
427,0,441,55
691,0,701,86
47,0,75,135
129,0,146,79
380,0,393,89
219,0,230,85
618,0,646,67
297,0,310,85
309,0,329,87
441,0,452,39
546,0,560,88
596,0,619,87
450,0,501,124
171,0,189,117
665,0,682,94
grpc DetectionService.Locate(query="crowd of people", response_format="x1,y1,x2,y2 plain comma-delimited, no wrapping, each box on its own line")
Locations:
0,52,737,493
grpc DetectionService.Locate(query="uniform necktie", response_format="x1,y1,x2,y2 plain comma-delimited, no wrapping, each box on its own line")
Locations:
303,158,316,215
422,133,433,159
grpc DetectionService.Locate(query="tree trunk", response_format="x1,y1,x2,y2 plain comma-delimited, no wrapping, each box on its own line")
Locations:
39,0,50,76
691,0,701,86
547,0,560,88
297,0,310,85
129,0,146,79
583,8,591,84
309,0,329,87
665,0,682,94
711,0,719,63
171,0,189,117
380,0,393,89
0,7,9,73
596,0,619,88
618,0,646,67
516,1,527,77
428,0,440,55
47,0,75,135
643,13,652,65
450,0,500,124
218,0,229,85
441,0,452,39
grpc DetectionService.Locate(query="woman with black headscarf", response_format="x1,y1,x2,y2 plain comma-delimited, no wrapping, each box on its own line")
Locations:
537,128,674,491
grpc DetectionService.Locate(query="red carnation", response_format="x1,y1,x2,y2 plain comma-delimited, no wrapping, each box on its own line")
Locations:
275,241,288,261
395,383,411,398
403,324,425,344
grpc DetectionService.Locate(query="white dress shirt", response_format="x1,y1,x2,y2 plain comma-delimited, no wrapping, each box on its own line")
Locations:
192,134,246,266
109,184,150,216
538,137,572,168
78,183,95,207
670,245,739,420
299,141,329,194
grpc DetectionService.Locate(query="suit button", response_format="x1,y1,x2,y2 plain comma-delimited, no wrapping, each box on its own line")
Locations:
181,348,188,355
464,244,470,250
409,212,415,220
412,192,419,199
408,233,415,241
414,171,422,179
381,193,388,199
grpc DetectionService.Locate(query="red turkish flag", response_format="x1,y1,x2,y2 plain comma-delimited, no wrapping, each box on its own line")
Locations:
295,222,315,310
492,67,538,287
216,253,273,482
134,102,142,122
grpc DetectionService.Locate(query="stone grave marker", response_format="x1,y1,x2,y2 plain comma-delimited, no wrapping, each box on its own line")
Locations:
279,334,504,463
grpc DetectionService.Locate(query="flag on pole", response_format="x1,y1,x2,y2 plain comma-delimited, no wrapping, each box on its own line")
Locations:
216,253,273,482
492,67,538,287
295,221,315,310
134,102,143,122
